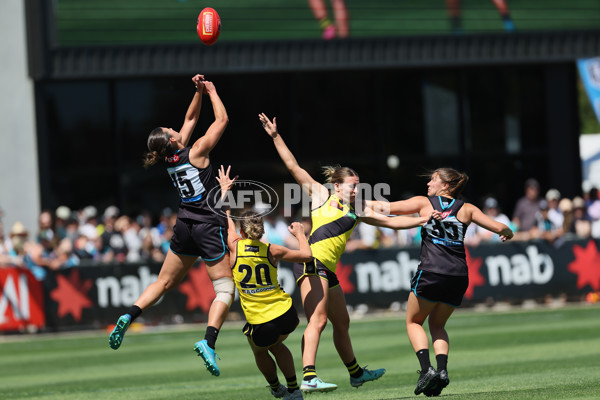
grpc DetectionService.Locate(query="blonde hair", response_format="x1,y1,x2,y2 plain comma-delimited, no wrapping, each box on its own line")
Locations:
143,128,174,168
240,211,265,240
321,165,359,184
428,167,469,197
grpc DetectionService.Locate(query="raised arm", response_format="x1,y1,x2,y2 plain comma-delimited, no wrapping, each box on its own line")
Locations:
259,113,329,204
216,165,241,255
269,222,313,263
189,81,229,165
179,74,205,147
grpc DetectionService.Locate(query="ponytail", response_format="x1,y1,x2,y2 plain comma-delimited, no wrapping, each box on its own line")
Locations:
143,127,174,168
431,167,469,197
240,211,265,240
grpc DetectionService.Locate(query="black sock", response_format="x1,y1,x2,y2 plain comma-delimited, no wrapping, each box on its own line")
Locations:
416,349,431,373
302,365,317,381
204,326,219,349
436,354,448,371
285,376,299,392
127,305,142,322
344,358,363,378
267,378,281,390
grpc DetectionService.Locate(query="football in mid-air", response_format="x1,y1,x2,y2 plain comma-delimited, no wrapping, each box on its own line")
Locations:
197,7,221,46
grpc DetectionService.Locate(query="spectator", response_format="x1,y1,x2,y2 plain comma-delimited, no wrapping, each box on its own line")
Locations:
103,206,120,226
532,200,562,244
55,205,72,240
73,235,95,260
64,217,80,243
106,215,129,263
48,238,80,269
118,216,143,262
545,189,564,230
137,211,163,253
6,221,59,280
558,198,575,237
571,197,592,238
79,205,99,240
586,187,600,220
37,210,57,248
156,207,173,237
512,178,542,240
140,230,165,262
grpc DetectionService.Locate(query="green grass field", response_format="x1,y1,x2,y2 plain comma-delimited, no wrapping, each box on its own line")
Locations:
55,0,600,45
1,304,599,399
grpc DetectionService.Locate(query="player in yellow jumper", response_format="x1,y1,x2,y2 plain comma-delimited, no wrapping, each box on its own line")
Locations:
218,166,310,400
259,113,430,392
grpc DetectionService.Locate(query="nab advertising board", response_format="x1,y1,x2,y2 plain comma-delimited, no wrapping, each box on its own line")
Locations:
0,267,45,331
1,238,599,331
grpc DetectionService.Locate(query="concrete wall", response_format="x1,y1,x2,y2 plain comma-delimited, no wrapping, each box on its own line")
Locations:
0,0,40,236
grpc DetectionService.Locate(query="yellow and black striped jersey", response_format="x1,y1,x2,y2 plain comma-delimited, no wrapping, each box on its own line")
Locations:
233,239,292,324
309,194,359,273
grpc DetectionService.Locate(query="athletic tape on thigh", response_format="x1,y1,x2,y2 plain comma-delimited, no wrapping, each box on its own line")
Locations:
212,277,234,307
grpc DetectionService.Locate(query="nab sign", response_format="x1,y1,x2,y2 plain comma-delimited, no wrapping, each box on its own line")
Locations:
0,267,45,331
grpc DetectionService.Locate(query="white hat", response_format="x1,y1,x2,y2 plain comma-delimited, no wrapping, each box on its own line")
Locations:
573,197,585,209
103,205,120,220
10,221,28,236
83,205,97,220
56,205,71,220
545,189,561,201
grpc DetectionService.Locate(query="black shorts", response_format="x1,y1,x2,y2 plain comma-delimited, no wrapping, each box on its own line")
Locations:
293,258,340,288
410,269,469,307
169,218,228,261
243,305,299,347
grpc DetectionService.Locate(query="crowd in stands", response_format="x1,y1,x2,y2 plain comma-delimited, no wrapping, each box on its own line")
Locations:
0,205,176,280
1,178,600,280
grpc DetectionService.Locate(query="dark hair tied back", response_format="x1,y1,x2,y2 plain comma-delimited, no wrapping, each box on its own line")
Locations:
143,128,173,168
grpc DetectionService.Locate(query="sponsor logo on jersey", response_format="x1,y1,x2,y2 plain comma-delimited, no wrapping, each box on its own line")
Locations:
330,199,344,211
440,210,452,219
245,245,260,253
166,155,179,163
241,285,277,294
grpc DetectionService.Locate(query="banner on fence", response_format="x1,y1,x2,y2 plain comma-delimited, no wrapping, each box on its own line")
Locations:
0,267,45,331
2,238,599,330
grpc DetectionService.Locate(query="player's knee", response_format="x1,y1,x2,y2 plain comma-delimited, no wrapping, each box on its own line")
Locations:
212,277,234,307
308,314,328,332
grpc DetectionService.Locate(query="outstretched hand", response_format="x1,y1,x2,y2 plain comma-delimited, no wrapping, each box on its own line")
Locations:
259,113,278,138
216,165,238,195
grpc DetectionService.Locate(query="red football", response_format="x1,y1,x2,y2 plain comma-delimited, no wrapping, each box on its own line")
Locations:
197,7,221,46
